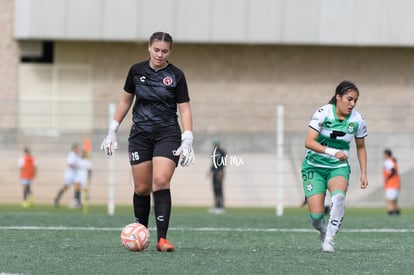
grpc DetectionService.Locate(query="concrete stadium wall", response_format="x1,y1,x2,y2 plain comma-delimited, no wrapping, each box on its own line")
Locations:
52,41,414,135
14,0,414,47
1,133,414,208
0,0,19,129
3,42,414,207
1,0,414,208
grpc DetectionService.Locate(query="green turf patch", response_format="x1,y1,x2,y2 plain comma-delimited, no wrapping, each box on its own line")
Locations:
1,206,414,274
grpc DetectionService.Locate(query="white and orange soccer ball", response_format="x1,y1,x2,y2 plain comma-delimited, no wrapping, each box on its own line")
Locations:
120,223,150,252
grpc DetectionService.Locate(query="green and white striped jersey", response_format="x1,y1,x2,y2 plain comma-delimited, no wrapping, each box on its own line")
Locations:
305,104,368,169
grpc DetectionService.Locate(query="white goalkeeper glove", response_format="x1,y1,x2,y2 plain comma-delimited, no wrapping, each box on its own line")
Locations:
100,120,120,156
173,131,195,167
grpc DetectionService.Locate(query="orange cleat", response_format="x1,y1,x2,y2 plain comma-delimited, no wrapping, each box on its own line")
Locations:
156,238,176,252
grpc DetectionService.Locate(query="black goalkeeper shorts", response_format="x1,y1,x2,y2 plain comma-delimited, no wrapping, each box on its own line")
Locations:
128,124,181,166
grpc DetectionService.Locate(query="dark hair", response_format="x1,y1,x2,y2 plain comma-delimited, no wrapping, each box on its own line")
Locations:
384,149,397,162
329,80,359,104
149,32,173,48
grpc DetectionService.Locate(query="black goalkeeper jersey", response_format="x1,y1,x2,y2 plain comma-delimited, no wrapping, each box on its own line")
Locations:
124,60,190,132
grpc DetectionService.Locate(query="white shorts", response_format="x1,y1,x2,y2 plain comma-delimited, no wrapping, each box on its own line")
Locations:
64,170,81,185
20,179,32,186
385,188,399,200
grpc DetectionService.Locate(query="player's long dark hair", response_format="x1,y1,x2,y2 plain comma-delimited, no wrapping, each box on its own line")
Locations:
329,80,359,104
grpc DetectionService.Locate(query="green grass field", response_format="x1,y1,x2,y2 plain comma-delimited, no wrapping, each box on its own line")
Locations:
1,205,414,275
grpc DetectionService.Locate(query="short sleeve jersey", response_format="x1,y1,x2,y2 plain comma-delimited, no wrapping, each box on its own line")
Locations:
124,61,190,132
67,151,82,172
306,103,368,168
19,155,36,179
383,157,400,189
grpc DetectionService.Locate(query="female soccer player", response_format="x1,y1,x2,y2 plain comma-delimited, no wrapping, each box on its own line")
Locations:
18,147,37,207
301,80,368,252
101,32,195,252
54,143,83,208
383,149,401,216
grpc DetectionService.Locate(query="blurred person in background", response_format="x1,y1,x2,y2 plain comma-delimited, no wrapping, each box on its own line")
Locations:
208,138,226,214
80,150,93,213
101,31,194,252
383,149,401,216
54,143,83,208
301,80,368,253
18,147,37,208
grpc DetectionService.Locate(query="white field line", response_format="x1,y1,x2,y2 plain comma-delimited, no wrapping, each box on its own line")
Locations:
0,226,414,233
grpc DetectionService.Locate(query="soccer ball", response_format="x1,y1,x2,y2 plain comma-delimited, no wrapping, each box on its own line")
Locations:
120,223,150,252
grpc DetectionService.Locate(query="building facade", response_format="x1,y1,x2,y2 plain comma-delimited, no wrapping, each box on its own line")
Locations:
1,0,413,207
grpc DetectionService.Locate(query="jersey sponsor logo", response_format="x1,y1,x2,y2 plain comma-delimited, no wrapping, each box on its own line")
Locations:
163,76,173,86
139,76,146,82
347,123,355,134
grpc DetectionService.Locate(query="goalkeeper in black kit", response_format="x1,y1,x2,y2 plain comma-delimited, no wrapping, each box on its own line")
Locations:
101,32,195,252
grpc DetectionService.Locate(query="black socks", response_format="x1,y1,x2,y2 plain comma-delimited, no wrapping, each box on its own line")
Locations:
133,189,172,241
133,193,151,227
153,189,172,241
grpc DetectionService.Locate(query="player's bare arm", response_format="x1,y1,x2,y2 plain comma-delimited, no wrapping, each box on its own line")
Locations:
178,102,193,132
305,127,348,160
356,137,368,189
114,91,134,123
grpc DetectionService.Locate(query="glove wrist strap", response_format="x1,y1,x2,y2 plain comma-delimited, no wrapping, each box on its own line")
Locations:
109,120,120,133
182,130,193,141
